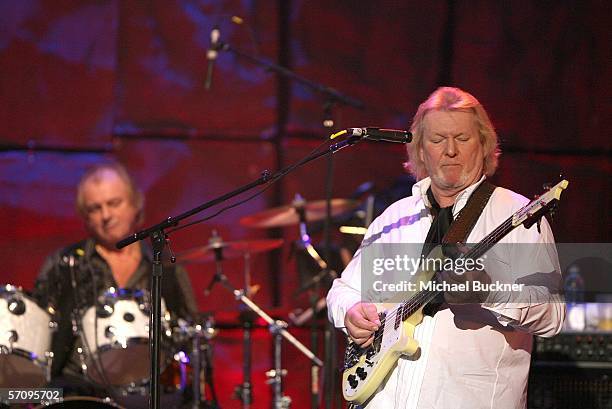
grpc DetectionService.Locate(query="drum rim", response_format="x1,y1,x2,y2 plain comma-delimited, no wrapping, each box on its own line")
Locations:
0,284,21,294
98,288,149,303
0,347,49,364
89,336,169,353
33,395,125,408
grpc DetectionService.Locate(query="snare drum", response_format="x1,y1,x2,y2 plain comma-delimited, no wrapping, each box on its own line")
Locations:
0,284,52,388
81,288,171,387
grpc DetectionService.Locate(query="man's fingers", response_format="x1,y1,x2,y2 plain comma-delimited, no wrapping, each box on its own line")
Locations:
345,314,375,333
347,322,377,339
352,333,374,348
346,302,380,331
360,335,374,348
351,314,379,331
361,303,381,326
345,302,381,345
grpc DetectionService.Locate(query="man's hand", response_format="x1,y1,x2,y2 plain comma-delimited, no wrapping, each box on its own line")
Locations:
344,302,381,348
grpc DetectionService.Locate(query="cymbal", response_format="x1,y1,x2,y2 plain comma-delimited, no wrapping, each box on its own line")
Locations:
239,199,358,228
177,238,284,263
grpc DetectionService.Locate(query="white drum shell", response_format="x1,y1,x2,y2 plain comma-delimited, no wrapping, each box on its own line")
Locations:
82,299,151,353
81,297,170,386
0,289,52,387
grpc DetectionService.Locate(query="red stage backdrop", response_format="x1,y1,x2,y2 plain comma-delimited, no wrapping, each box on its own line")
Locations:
0,1,610,408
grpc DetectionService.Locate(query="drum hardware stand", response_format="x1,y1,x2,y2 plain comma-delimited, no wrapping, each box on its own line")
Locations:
293,194,335,409
203,330,219,408
203,232,323,409
267,320,291,409
288,297,327,327
189,322,218,409
191,326,201,409
44,351,54,383
233,310,255,409
204,231,253,409
238,289,321,409
241,249,262,409
234,248,260,409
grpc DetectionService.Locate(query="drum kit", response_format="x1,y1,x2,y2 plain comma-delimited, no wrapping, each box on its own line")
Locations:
0,196,362,408
0,282,215,409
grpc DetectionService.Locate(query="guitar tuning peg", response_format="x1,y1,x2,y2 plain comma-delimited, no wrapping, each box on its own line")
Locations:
543,203,559,227
549,203,558,219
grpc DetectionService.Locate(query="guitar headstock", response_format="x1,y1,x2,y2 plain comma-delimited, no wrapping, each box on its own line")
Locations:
513,179,569,228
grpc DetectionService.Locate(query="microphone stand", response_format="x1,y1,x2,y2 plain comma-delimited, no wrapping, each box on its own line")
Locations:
212,39,364,110
116,136,365,409
322,98,339,409
150,231,166,409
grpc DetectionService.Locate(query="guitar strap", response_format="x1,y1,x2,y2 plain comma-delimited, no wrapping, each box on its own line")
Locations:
442,181,497,245
422,180,496,315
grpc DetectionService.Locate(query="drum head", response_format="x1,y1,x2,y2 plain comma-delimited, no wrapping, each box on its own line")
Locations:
35,396,124,408
0,353,47,387
87,339,154,386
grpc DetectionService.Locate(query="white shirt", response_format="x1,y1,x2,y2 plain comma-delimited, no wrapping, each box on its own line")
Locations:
327,177,565,409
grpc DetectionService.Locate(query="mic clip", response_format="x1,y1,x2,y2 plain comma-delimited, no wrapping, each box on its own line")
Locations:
347,127,412,144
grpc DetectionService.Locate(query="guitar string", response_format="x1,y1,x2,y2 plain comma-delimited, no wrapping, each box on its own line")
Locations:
345,214,518,363
369,216,514,339
345,220,508,362
345,195,554,363
344,230,503,364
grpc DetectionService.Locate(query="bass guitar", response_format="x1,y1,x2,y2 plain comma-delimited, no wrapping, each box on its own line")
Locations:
341,179,568,404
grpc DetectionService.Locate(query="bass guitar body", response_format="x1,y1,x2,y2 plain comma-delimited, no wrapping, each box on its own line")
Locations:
341,262,438,404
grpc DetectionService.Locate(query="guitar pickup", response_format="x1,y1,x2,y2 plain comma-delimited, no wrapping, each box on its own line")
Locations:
395,305,403,329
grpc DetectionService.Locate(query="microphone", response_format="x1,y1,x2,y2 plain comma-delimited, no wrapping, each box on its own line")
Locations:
205,26,220,90
347,127,412,144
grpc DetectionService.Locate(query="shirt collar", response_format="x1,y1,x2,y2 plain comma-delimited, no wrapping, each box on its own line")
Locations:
412,175,487,216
